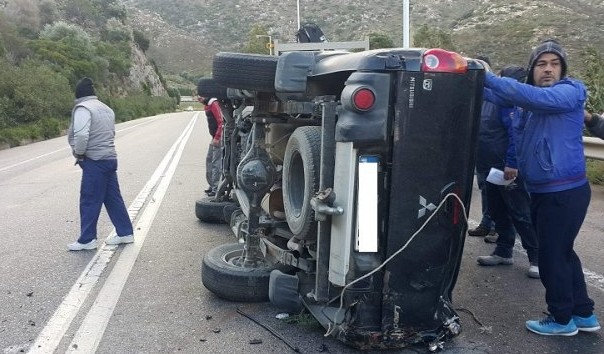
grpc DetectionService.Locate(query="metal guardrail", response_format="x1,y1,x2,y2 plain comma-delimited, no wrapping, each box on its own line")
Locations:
584,137,604,160
272,38,370,56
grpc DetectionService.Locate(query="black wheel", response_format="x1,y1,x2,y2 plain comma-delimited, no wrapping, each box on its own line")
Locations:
202,243,273,302
195,197,234,223
213,52,278,92
282,126,321,240
197,77,228,99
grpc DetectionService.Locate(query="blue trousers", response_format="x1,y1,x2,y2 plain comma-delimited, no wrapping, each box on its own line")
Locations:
531,182,594,324
78,159,133,244
486,176,538,263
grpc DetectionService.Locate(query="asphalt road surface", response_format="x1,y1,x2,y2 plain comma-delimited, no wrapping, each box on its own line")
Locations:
1,111,602,353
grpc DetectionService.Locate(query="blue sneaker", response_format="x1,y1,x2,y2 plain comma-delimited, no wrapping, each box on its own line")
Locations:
526,316,578,336
572,314,601,332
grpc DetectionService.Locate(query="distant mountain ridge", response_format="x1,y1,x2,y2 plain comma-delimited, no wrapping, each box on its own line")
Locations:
122,0,604,76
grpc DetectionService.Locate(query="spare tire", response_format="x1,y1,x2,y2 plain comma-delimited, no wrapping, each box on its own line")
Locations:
202,243,274,302
195,197,234,224
197,77,228,99
282,126,321,240
213,52,278,92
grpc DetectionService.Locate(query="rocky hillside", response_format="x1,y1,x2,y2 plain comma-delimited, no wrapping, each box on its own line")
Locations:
129,43,167,96
122,0,604,76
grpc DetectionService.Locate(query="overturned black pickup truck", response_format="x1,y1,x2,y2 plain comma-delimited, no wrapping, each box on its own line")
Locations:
196,47,485,351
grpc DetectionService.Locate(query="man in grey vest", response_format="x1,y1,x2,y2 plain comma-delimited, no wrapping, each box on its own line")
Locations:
67,77,134,250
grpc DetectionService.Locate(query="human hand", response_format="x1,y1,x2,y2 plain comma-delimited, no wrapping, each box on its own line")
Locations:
73,154,85,165
475,58,493,73
503,166,517,181
584,110,593,123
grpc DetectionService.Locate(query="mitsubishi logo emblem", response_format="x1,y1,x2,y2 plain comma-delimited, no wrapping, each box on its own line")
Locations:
418,196,436,219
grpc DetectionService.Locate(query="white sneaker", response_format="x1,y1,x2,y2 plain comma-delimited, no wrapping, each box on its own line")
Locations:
68,239,97,251
105,234,134,245
527,265,540,279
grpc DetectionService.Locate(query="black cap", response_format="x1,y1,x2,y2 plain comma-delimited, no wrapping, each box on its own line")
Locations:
75,77,95,98
499,65,528,83
526,39,567,85
476,55,491,66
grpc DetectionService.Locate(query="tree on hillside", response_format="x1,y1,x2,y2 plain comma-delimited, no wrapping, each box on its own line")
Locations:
32,21,104,84
4,0,40,38
0,58,72,127
242,24,272,55
39,1,60,27
413,24,456,51
94,0,128,23
63,0,102,28
0,12,32,63
133,29,150,52
368,32,394,49
582,47,604,113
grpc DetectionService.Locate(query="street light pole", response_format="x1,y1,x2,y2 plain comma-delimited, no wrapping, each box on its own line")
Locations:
403,0,410,48
297,0,301,30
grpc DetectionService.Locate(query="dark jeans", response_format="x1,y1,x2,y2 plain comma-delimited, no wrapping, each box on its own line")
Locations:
205,143,213,187
476,170,494,229
531,182,594,324
78,159,133,243
486,177,538,263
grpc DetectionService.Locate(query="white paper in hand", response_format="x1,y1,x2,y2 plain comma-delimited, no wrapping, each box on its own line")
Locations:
486,167,515,186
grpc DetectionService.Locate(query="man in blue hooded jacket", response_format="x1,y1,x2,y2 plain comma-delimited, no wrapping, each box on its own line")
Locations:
483,40,600,336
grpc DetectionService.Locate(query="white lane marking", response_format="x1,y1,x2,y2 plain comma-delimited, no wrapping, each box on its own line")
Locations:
27,113,198,354
0,148,69,172
0,116,164,173
512,240,604,293
65,113,197,353
472,218,604,293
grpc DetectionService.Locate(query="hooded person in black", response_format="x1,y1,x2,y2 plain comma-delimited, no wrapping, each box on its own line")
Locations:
475,65,539,279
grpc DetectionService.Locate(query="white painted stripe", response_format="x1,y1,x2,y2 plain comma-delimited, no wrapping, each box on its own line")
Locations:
0,148,69,172
28,113,198,354
65,113,197,353
470,219,604,292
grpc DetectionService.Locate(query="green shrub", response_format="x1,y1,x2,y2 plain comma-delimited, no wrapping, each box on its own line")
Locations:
36,118,66,139
133,29,150,52
108,94,177,122
587,159,604,185
96,40,131,77
0,59,72,127
0,125,38,147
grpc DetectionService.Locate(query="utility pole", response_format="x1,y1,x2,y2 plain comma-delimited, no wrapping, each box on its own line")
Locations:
297,0,301,30
403,0,410,48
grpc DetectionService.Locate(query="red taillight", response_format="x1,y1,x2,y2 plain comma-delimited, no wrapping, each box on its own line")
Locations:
422,49,468,74
352,88,375,111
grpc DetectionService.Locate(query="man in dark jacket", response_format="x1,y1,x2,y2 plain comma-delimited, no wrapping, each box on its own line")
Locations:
468,55,497,239
584,111,604,139
200,97,223,196
483,39,599,336
476,65,539,279
200,97,216,194
67,78,134,250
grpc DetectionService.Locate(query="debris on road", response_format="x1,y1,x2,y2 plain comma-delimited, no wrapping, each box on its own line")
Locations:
275,313,290,320
236,306,300,352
